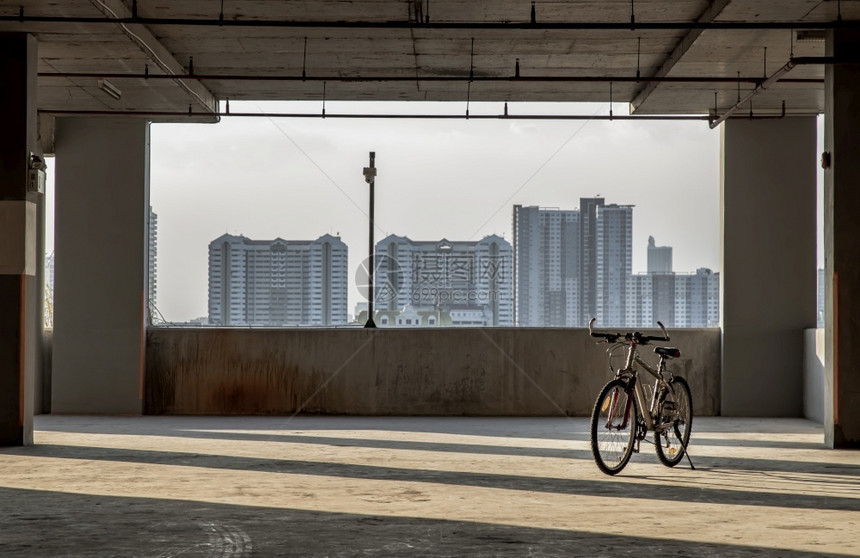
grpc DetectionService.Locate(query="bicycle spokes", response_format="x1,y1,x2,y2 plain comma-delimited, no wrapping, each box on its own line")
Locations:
654,377,693,468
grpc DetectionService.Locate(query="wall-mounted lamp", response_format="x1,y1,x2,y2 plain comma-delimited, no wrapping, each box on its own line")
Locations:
97,78,122,100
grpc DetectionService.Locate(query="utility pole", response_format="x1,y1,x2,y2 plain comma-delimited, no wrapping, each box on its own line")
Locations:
363,152,377,328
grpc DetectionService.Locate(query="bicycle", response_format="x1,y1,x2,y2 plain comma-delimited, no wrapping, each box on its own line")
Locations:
587,318,694,475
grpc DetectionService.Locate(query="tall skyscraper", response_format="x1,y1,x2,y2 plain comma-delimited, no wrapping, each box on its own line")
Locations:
374,234,513,326
208,233,348,326
647,236,673,273
514,199,632,327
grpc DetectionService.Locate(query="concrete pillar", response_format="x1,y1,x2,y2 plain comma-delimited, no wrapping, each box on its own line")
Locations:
52,119,150,414
721,117,817,417
824,30,860,447
0,34,40,446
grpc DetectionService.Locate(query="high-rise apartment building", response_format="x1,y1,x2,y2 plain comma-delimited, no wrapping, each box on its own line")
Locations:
148,207,157,307
818,268,824,327
513,199,632,327
45,253,55,293
626,268,719,328
208,233,348,326
374,234,513,326
45,253,55,327
579,197,603,323
513,206,580,327
647,236,673,273
673,268,720,327
595,203,633,326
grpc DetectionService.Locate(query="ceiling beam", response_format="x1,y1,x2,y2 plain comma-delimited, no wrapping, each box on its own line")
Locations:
630,0,732,113
2,12,854,31
40,109,713,121
86,0,218,116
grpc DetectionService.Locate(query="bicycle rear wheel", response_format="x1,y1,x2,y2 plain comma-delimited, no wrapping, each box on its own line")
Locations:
590,379,637,475
654,375,693,467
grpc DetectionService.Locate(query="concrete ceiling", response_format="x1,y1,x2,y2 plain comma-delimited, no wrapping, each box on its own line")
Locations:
0,0,855,122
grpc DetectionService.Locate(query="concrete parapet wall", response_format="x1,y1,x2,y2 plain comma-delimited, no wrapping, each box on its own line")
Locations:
803,328,825,423
145,328,721,416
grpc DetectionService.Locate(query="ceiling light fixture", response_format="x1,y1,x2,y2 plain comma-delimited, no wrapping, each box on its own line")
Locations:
97,78,122,100
796,30,826,43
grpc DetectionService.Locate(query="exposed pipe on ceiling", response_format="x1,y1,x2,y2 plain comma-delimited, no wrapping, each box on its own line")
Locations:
709,56,837,128
36,71,823,86
38,109,793,123
2,13,857,31
41,109,713,120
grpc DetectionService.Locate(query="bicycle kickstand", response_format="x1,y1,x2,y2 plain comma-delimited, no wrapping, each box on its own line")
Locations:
674,423,696,470
683,444,696,470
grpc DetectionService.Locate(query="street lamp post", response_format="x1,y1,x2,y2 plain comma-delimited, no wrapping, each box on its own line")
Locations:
363,152,377,328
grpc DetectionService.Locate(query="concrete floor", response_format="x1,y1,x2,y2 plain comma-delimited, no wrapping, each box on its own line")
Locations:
0,416,857,557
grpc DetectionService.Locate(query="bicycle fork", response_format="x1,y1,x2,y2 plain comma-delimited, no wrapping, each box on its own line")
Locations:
604,388,633,431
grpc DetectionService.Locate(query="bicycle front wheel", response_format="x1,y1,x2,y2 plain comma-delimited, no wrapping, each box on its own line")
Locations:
654,375,693,467
590,379,637,475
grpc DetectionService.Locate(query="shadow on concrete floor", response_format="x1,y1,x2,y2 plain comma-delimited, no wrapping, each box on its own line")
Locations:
0,486,851,558
4,439,858,513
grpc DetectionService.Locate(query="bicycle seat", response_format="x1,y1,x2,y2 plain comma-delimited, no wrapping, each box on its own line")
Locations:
654,346,681,359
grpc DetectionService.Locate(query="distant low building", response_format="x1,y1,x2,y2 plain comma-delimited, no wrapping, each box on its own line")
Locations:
357,304,489,328
375,304,441,327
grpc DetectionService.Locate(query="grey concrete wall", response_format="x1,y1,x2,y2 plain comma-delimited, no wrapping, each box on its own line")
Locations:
146,328,721,416
52,119,150,414
721,117,817,417
803,328,825,423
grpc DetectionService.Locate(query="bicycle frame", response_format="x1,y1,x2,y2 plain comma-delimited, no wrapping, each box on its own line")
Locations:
616,342,672,433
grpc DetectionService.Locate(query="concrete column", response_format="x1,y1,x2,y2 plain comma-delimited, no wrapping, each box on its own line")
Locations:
52,119,150,414
0,34,39,446
824,30,860,447
721,117,817,417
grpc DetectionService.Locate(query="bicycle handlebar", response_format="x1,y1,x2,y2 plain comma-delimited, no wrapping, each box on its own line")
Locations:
587,318,670,344
587,318,621,342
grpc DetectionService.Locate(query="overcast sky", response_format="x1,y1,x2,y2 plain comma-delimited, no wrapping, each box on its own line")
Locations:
45,101,823,323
